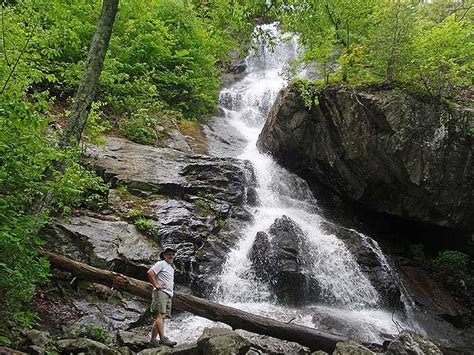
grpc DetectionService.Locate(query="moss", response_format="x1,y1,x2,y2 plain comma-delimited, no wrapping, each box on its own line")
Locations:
177,119,209,154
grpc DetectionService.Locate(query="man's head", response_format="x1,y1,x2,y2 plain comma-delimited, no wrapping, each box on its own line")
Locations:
160,247,177,263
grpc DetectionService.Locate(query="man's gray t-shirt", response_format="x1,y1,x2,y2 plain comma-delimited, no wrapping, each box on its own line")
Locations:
150,260,174,297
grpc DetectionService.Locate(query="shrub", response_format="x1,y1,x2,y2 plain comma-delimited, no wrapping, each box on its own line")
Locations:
119,110,158,145
432,250,473,293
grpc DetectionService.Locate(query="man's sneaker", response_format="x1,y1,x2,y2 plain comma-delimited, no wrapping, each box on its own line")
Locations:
159,336,177,347
149,338,160,347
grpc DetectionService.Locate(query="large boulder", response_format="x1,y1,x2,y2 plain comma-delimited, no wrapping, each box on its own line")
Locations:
384,331,442,355
257,84,474,231
249,215,320,304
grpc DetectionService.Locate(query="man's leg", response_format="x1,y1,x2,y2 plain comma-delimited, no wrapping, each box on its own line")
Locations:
151,314,166,340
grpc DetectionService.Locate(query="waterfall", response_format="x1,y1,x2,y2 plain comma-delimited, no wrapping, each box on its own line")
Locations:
215,23,379,308
166,23,420,344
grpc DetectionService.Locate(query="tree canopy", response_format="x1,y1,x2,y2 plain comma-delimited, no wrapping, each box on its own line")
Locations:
279,0,473,101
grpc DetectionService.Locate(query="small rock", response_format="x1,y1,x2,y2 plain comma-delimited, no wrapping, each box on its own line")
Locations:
333,341,375,355
117,331,150,352
24,329,52,347
198,328,251,355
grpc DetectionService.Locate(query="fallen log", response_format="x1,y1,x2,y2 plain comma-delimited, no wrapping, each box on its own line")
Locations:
43,250,351,352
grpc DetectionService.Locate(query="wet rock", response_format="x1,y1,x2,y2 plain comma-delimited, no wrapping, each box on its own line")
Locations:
117,331,150,352
229,59,247,74
321,222,402,310
333,341,375,355
258,84,474,231
312,313,360,340
384,331,442,355
197,328,251,355
249,216,320,305
56,338,119,355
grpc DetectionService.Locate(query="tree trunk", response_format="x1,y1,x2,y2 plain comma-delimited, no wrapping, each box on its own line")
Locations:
42,250,358,353
60,0,119,147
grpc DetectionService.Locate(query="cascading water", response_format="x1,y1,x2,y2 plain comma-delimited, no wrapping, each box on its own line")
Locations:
166,23,422,345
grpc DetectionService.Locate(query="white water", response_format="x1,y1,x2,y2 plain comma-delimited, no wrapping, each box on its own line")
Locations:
166,24,421,345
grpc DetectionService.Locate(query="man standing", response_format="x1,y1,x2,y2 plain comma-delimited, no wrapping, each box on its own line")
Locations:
147,247,178,347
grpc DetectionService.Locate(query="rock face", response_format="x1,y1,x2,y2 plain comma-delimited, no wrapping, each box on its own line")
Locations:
43,137,255,295
39,136,256,334
249,216,320,305
257,84,474,230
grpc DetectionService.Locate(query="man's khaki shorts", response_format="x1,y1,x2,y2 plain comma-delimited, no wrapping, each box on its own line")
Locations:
151,289,172,318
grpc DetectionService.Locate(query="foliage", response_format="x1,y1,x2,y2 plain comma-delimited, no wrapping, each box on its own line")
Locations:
135,218,159,237
403,14,473,100
2,0,269,126
126,208,144,222
83,101,112,145
116,184,130,195
0,93,106,331
432,250,473,292
279,0,473,101
292,78,324,109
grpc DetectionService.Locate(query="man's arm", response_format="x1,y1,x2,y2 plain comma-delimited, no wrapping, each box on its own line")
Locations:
147,269,165,289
